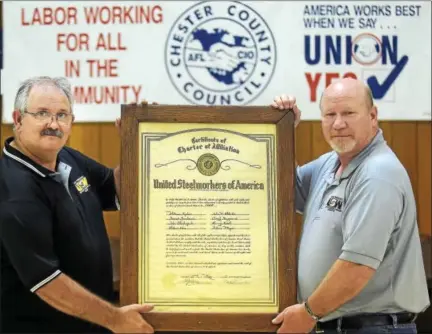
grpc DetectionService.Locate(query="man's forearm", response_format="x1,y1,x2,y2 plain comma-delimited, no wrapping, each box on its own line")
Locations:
36,273,118,330
306,259,375,318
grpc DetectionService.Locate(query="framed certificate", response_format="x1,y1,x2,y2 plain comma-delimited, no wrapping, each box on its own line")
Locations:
119,104,296,332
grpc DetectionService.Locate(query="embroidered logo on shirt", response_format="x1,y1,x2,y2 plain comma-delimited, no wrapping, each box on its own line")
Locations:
74,176,90,193
326,196,343,212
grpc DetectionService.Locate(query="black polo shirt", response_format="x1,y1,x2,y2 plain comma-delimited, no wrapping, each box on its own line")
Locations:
0,137,118,333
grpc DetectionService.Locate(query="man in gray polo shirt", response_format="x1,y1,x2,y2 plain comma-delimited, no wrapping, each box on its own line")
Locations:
270,78,429,333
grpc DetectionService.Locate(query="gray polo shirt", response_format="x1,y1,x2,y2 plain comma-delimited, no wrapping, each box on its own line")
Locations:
296,129,430,321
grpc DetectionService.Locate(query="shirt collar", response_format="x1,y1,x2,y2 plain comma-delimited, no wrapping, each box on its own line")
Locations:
324,128,385,185
339,128,385,179
3,136,61,178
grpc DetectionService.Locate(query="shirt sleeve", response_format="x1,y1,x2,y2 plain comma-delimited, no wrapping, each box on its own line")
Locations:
339,178,404,269
295,159,320,214
81,154,119,211
0,199,61,292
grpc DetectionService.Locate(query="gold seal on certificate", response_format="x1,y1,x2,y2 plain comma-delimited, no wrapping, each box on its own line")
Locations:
196,153,221,176
120,104,296,332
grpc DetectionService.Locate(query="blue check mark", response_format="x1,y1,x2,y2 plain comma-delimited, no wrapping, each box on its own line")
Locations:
367,55,409,99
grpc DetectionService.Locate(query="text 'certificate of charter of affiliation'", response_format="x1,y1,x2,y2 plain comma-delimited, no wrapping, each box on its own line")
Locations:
138,122,278,313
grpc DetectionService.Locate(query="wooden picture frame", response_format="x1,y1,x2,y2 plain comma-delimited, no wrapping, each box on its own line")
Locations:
120,104,296,332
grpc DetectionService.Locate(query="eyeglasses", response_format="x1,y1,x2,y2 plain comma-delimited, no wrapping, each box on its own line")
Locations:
24,110,74,125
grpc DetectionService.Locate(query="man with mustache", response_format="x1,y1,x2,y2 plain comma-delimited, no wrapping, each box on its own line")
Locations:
270,78,429,333
0,76,154,333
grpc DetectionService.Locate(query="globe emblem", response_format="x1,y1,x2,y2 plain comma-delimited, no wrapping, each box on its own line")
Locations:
186,23,256,93
352,33,382,66
204,160,214,169
165,1,276,105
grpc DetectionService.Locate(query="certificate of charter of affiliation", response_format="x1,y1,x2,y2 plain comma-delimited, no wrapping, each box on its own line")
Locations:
138,122,278,313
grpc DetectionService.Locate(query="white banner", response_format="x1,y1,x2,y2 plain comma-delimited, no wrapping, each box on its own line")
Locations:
1,1,431,122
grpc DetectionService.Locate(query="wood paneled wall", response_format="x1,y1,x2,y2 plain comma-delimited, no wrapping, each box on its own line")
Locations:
1,118,431,238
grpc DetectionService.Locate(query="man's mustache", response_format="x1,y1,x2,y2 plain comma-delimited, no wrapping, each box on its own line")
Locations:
41,128,64,138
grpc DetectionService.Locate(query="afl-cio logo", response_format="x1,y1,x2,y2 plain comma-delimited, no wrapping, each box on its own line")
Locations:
197,153,221,176
165,1,277,106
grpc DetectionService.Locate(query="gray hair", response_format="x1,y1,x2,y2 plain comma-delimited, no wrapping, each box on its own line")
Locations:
14,76,74,114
